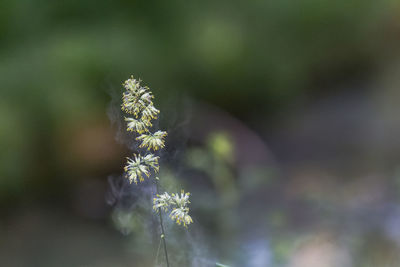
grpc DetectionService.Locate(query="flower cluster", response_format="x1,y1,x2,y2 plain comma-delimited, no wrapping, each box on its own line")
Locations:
124,154,160,184
137,131,167,151
121,77,159,126
121,75,192,227
122,76,164,182
125,117,148,134
153,190,193,227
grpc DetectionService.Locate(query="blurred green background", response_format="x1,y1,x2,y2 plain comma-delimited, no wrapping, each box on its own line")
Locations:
1,0,400,266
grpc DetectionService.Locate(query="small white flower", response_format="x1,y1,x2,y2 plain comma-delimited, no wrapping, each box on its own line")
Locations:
125,117,148,133
121,91,144,116
124,154,159,184
141,103,160,123
137,131,167,151
142,154,160,173
140,90,154,103
121,78,155,118
153,190,193,227
122,94,152,117
153,192,173,212
170,207,193,227
123,77,140,91
172,190,191,207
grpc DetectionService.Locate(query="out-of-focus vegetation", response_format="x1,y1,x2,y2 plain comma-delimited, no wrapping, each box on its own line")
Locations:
1,0,400,266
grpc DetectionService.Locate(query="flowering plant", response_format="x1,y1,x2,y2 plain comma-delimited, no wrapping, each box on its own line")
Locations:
120,76,193,266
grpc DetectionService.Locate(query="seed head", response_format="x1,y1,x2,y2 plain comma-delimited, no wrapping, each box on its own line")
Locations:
137,131,167,151
124,154,159,184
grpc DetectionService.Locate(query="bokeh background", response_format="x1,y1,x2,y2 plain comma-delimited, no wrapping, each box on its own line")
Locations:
1,0,400,266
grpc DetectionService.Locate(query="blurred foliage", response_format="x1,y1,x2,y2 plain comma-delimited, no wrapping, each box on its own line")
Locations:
1,0,399,198
1,0,400,266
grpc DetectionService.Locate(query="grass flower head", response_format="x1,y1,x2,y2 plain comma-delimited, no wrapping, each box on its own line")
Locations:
125,117,148,134
170,207,193,227
137,131,167,151
153,190,193,227
120,75,193,231
124,154,160,184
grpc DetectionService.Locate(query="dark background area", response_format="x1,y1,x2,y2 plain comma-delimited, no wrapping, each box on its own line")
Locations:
1,0,400,266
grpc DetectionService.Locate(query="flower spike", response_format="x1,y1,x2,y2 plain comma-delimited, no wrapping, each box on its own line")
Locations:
125,117,149,134
120,75,192,228
137,131,167,151
153,190,193,227
124,154,159,184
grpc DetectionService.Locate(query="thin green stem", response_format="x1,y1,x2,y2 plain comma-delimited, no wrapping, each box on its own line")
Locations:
154,236,162,266
156,179,170,267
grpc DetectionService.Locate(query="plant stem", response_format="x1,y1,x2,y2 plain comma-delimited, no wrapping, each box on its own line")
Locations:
156,179,170,267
